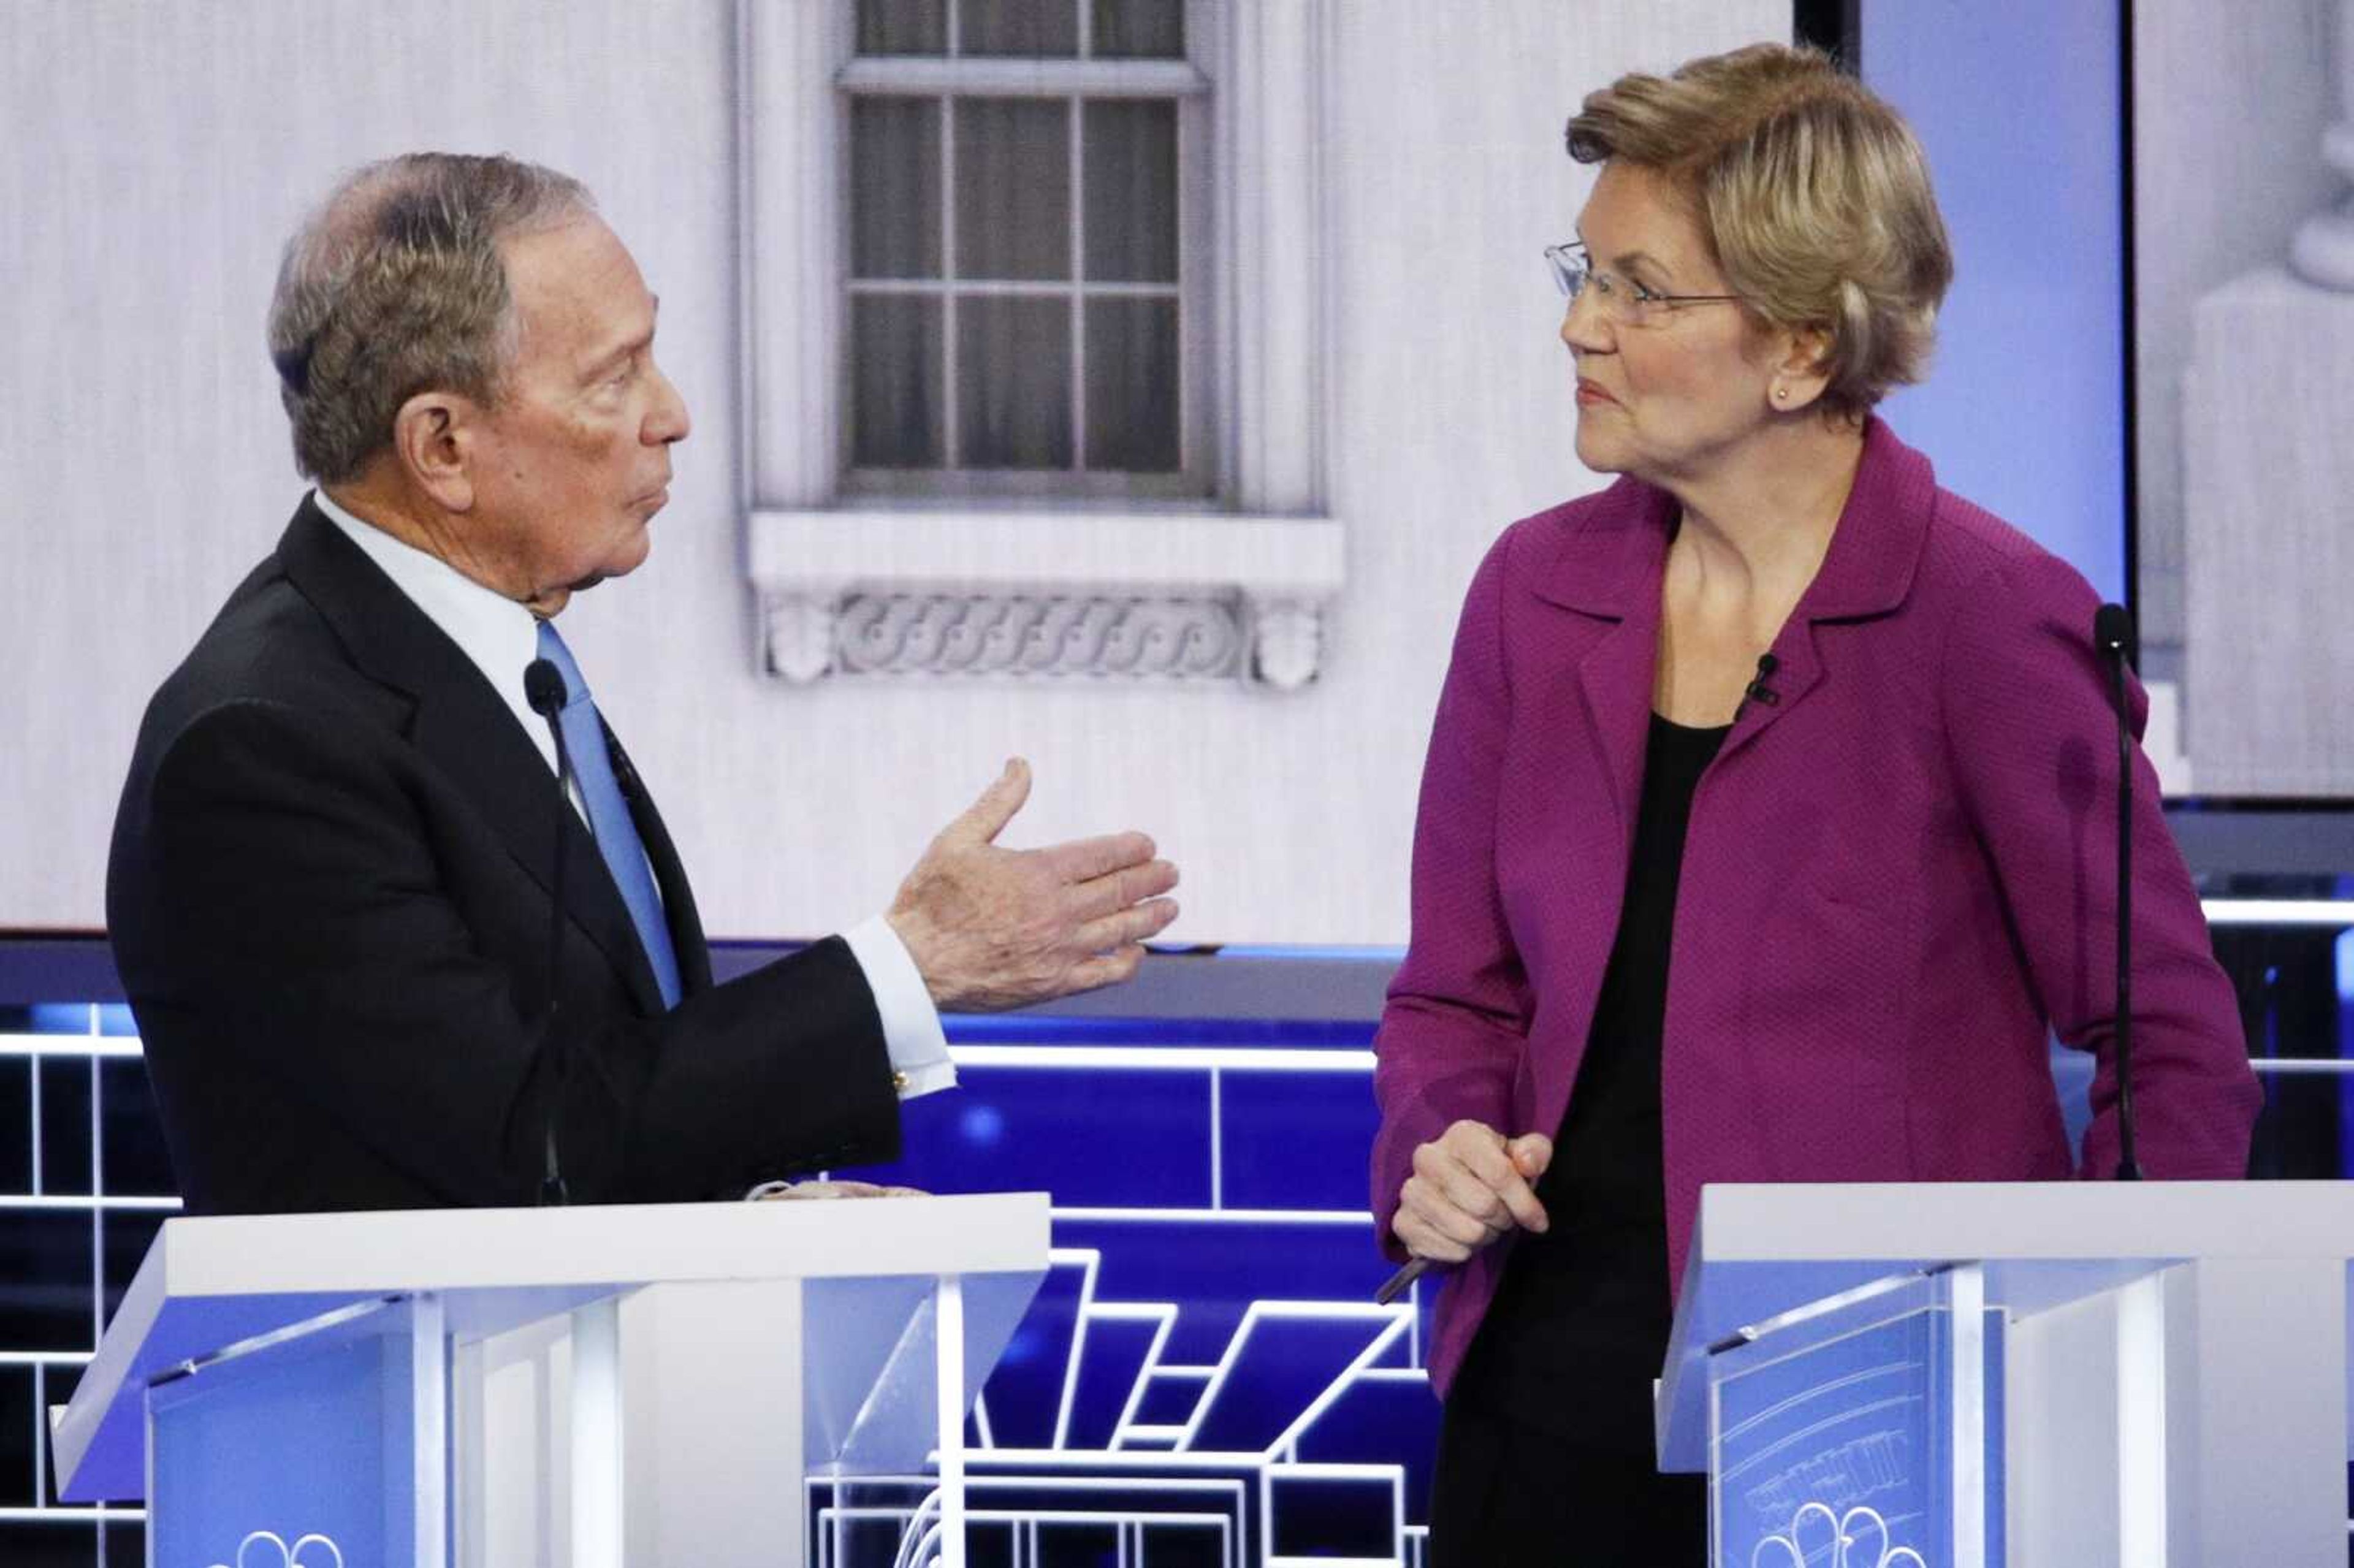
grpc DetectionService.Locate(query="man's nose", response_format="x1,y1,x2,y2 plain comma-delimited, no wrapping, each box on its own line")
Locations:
645,362,691,445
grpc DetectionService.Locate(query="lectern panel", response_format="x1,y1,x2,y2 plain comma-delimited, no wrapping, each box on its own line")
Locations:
147,1298,438,1568
1708,1273,2005,1568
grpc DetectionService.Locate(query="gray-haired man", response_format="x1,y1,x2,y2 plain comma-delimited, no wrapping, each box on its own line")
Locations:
108,153,1178,1214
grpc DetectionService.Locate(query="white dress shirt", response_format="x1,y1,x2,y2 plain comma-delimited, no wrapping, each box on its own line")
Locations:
312,489,954,1099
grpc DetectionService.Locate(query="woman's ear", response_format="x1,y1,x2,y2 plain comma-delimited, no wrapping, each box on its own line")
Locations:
1766,326,1837,414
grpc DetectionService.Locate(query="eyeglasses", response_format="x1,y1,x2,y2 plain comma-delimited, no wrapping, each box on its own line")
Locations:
1544,242,1744,327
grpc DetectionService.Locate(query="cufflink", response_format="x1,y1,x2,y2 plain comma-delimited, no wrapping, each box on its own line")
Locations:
892,1070,909,1092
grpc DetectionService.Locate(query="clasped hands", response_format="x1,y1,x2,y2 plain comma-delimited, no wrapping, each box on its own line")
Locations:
1392,1119,1555,1264
886,758,1181,1011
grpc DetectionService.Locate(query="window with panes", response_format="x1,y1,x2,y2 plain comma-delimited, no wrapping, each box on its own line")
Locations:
844,0,1206,498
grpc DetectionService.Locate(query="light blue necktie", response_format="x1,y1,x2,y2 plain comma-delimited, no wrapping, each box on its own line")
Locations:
534,620,684,1010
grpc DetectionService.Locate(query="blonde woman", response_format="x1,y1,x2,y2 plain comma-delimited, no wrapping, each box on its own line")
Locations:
1369,44,2256,1560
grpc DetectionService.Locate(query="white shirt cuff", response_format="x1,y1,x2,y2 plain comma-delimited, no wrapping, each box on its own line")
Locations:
840,914,956,1100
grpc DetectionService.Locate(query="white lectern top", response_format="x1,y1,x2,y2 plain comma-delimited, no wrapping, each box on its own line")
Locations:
1656,1179,2354,1469
54,1192,1049,1502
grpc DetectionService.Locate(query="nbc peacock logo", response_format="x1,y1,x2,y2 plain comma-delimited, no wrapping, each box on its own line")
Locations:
206,1529,345,1568
1750,1502,1928,1568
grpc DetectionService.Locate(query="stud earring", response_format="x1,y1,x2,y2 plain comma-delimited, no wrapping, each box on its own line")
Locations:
1772,386,1789,402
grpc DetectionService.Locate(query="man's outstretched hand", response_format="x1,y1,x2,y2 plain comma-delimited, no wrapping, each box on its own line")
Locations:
886,758,1179,1011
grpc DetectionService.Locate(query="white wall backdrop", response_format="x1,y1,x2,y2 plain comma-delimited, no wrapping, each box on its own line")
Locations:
1,0,1780,944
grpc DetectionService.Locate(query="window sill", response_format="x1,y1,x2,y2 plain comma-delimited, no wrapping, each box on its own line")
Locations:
747,508,1345,689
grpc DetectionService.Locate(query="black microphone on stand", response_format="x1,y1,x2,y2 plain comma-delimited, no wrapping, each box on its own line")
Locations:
524,657,575,1205
2092,603,2142,1182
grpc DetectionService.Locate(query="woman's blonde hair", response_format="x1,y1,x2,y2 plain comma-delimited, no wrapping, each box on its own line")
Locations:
1566,44,1953,421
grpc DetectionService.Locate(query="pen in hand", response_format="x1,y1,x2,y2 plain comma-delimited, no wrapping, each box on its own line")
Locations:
1374,1255,1431,1306
1374,1125,1552,1304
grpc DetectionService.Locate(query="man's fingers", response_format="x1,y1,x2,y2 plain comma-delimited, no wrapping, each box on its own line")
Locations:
1070,858,1181,921
943,758,1032,846
1508,1132,1554,1181
1061,943,1148,995
1040,829,1157,885
1075,898,1179,954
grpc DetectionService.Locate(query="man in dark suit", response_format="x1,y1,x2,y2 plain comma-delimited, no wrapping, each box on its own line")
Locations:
107,153,1181,1215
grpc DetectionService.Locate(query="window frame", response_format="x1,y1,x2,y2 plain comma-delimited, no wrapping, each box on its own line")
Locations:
836,50,1216,500
739,0,1343,689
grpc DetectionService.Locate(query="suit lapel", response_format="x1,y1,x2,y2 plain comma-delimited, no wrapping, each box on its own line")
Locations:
1532,479,1675,839
276,500,668,1014
607,726,713,995
1712,417,1935,769
1574,613,1658,842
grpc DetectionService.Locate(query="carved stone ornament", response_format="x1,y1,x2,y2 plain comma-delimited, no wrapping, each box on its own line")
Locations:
2289,1,2354,289
757,590,1325,685
1249,599,1323,691
761,592,838,683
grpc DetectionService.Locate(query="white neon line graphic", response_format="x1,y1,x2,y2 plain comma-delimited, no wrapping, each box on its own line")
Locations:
1046,1248,1102,1451
1105,1303,1177,1450
948,1045,1375,1072
1266,1312,1412,1459
1054,1206,1371,1225
1174,1303,1410,1453
88,1039,102,1347
0,1036,147,1059
28,1025,42,1199
2200,899,2354,926
1208,1065,1222,1209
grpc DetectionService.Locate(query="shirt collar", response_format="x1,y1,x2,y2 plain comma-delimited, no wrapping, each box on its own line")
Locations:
310,488,554,769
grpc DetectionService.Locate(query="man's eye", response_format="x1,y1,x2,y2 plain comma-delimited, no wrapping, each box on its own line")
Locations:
1631,280,1664,304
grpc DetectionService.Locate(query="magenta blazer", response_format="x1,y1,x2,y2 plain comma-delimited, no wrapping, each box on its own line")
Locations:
1371,418,2261,1396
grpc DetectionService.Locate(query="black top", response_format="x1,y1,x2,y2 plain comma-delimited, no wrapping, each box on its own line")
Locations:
1453,710,1731,1450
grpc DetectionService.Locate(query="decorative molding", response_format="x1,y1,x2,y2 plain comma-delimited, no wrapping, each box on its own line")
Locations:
750,509,1343,689
832,593,1244,680
2289,0,2354,289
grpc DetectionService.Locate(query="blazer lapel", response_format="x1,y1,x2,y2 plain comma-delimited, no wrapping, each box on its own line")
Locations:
607,727,714,996
1712,417,1935,770
1531,478,1676,839
276,499,668,1014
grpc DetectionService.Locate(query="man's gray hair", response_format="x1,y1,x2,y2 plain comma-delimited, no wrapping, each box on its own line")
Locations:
266,153,595,482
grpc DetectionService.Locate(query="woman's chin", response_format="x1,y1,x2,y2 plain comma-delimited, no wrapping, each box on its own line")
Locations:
1572,420,1628,475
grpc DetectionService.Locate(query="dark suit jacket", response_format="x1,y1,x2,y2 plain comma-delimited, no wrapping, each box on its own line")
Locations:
107,497,901,1214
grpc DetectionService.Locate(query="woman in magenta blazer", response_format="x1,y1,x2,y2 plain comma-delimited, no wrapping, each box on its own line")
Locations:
1369,44,2261,1564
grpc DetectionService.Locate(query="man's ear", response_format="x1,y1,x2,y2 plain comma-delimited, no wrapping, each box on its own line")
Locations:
391,390,482,513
